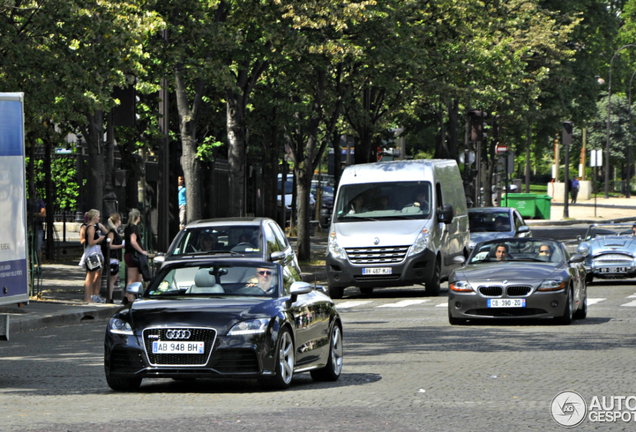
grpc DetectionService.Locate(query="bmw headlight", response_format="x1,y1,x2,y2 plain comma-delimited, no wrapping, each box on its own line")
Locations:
408,228,430,257
449,280,474,293
228,318,270,336
109,318,133,335
328,228,347,260
577,242,590,256
537,280,566,292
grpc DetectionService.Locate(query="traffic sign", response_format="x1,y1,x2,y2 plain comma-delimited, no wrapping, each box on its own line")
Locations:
495,144,508,155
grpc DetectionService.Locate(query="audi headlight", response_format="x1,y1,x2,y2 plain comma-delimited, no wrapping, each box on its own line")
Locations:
228,318,270,336
408,228,430,257
109,318,133,335
537,280,566,292
577,242,590,256
450,280,474,293
328,228,347,260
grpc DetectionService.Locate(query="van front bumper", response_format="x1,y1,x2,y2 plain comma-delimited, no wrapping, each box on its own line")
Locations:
326,249,436,289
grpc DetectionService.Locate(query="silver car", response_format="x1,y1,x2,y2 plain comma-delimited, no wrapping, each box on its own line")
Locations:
467,207,531,250
577,223,636,284
448,238,587,325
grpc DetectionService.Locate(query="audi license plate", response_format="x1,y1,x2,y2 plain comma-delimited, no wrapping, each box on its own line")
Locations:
487,299,526,308
152,341,205,354
362,267,392,275
598,267,628,273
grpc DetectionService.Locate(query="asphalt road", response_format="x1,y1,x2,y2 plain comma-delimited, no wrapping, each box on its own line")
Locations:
2,275,636,432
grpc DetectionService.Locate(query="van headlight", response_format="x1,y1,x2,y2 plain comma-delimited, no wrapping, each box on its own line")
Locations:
408,228,430,257
328,228,347,260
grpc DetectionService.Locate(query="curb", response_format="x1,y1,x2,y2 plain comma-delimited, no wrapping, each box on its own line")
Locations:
9,304,120,335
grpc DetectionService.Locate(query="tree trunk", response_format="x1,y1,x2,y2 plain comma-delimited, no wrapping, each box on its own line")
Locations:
447,99,459,160
175,70,205,224
85,111,104,213
227,89,246,217
525,124,531,193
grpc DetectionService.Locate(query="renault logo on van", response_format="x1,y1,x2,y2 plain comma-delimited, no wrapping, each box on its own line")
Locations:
373,237,380,245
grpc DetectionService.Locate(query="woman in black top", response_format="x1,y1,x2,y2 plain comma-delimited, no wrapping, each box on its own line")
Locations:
124,208,147,303
106,213,124,301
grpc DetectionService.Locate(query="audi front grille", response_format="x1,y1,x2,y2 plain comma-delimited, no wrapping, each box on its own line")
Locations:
143,327,217,367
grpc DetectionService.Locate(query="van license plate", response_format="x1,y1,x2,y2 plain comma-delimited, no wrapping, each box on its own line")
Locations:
362,267,392,275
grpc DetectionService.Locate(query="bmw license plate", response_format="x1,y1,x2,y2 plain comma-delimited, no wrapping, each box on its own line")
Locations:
487,299,526,308
598,267,627,273
152,341,205,354
362,267,392,275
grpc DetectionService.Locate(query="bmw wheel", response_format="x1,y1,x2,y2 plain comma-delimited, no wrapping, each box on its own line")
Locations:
311,324,343,382
260,328,295,390
557,287,573,325
573,286,587,320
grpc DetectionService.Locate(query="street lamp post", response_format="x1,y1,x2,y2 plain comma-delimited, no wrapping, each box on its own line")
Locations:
605,44,636,198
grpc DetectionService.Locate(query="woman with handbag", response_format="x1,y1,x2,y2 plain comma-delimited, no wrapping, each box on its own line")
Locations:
82,209,106,303
124,208,147,304
106,213,125,301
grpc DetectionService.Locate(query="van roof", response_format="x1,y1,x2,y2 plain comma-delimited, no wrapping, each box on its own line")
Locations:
340,159,457,184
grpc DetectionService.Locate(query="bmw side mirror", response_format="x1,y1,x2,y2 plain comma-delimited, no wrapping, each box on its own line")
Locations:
568,254,585,264
126,282,143,298
518,226,530,233
453,256,466,265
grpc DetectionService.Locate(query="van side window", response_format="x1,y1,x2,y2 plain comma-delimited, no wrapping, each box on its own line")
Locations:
436,183,443,209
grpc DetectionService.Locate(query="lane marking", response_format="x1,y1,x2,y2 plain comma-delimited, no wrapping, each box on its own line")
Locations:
377,300,430,308
620,300,636,307
587,298,606,306
435,302,448,308
628,293,636,298
336,301,372,309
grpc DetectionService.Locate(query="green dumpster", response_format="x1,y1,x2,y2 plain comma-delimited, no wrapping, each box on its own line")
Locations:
502,193,537,218
534,194,552,220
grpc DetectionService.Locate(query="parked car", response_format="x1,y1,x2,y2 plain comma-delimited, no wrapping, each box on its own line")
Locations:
577,223,636,284
448,238,587,325
277,173,316,220
311,183,334,228
104,259,343,391
467,207,531,250
153,217,301,280
326,159,469,299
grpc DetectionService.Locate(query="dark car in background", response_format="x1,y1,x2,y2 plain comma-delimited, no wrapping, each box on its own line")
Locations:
467,207,531,250
104,259,343,391
153,217,302,280
311,183,334,228
448,238,587,325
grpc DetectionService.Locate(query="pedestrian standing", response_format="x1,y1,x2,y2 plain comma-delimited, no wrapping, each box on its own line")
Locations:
31,195,46,273
570,176,580,204
178,175,186,229
82,209,106,303
124,208,148,304
106,213,124,301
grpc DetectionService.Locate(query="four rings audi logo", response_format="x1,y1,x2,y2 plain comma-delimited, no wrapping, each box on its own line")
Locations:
165,329,191,340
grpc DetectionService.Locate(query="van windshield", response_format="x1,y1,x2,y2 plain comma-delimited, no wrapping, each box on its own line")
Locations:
334,181,432,222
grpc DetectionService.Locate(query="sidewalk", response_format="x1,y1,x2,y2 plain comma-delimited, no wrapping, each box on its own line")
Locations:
2,197,635,339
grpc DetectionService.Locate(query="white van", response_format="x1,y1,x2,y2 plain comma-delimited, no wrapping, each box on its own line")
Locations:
326,159,469,298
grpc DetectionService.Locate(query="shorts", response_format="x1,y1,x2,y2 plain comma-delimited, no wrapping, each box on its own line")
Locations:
179,204,186,226
124,252,138,268
110,259,120,276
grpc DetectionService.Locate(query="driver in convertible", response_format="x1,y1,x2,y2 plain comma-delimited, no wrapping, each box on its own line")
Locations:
247,267,277,294
495,244,510,261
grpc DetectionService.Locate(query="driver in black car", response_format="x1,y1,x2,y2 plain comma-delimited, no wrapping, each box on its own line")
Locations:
247,267,276,294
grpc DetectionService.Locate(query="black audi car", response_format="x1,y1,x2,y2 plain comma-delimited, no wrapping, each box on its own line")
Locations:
104,259,343,391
